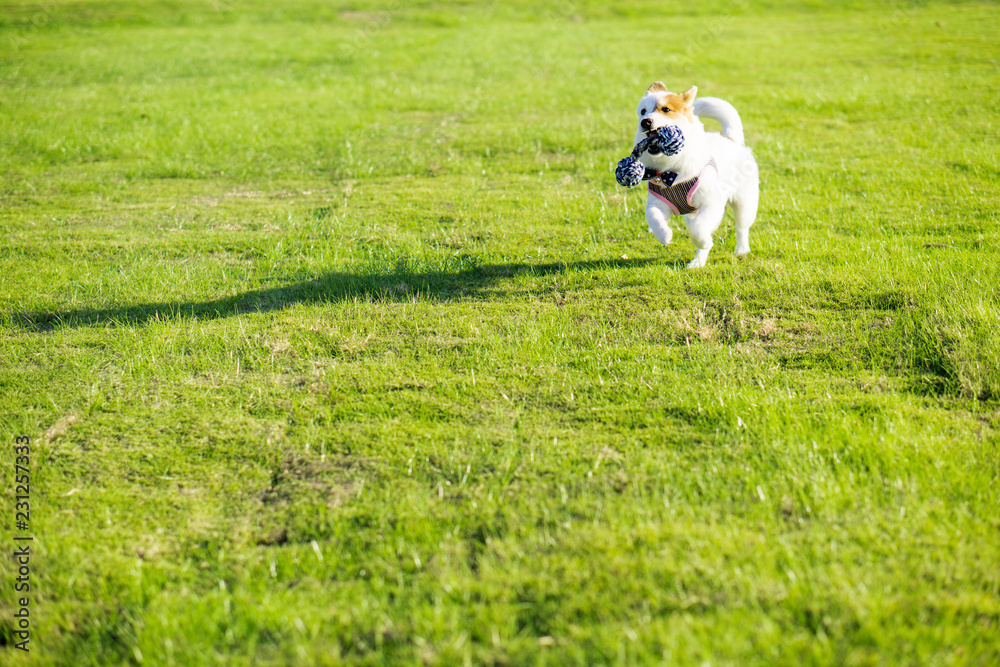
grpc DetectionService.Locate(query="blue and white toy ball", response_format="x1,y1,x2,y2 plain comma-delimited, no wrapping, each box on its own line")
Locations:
615,156,646,188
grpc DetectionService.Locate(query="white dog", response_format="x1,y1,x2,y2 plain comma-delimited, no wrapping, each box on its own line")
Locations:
633,82,759,268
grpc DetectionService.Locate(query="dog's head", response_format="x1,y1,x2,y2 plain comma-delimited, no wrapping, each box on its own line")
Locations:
635,82,697,144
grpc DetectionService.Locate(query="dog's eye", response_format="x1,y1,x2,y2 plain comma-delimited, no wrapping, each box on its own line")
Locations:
661,107,672,113
639,108,646,115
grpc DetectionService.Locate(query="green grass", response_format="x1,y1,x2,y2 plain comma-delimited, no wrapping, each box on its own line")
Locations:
2,0,999,664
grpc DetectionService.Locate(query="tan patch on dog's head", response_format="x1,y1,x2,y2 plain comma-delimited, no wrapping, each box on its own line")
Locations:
656,85,698,122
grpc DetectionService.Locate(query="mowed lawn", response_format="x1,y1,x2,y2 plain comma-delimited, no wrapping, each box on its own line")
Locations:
2,0,999,664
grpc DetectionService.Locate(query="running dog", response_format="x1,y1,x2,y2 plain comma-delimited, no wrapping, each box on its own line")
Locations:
628,83,759,268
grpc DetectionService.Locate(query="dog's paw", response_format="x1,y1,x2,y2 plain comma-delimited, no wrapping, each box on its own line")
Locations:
686,249,709,268
734,243,751,256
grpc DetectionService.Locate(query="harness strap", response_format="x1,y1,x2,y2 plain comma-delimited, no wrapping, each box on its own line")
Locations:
647,158,718,215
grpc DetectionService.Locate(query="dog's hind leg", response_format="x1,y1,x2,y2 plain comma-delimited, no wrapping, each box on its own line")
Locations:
732,168,759,256
685,203,725,268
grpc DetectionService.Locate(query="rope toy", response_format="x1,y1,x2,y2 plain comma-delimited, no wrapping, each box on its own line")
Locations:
614,158,647,189
614,125,685,188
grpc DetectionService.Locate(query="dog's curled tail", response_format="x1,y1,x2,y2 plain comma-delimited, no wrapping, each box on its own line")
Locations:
693,97,745,145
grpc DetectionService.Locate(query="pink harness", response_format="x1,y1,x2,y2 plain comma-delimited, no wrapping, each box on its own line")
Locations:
648,158,718,215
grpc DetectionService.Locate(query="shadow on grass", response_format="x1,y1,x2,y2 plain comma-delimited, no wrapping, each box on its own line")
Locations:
13,256,662,330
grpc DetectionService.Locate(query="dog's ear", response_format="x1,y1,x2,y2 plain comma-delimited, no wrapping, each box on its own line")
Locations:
646,81,668,94
680,85,698,107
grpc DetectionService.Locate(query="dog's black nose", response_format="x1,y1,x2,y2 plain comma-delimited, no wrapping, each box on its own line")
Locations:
640,118,652,131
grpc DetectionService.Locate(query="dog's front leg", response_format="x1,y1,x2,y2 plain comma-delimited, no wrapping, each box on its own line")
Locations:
644,195,674,246
684,203,726,268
